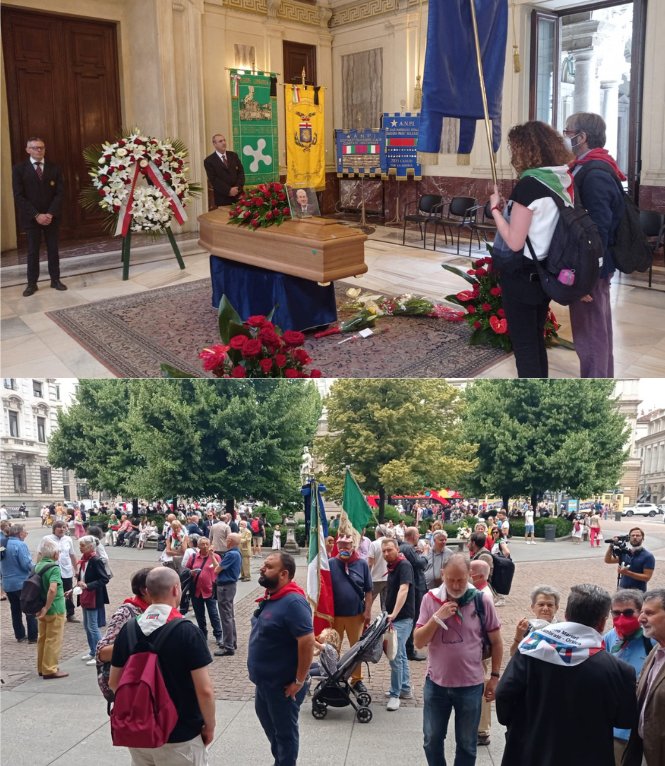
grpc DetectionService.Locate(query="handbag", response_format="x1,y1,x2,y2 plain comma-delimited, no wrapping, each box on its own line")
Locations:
79,586,97,609
383,626,398,660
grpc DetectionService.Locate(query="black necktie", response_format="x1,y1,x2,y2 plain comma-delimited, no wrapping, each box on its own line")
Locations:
221,154,227,166
35,162,43,180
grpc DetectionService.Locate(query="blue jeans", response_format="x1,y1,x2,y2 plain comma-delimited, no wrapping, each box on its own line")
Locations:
82,607,101,655
388,618,412,697
423,676,484,766
254,681,309,766
192,595,223,642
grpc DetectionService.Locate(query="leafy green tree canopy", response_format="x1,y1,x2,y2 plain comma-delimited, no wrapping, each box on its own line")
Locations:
461,379,628,506
317,380,477,519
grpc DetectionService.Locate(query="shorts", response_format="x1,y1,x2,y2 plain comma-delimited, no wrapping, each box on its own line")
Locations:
252,536,263,545
525,525,534,534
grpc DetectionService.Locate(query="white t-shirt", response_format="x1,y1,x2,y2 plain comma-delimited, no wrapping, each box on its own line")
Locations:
40,533,75,578
368,537,389,582
525,510,534,527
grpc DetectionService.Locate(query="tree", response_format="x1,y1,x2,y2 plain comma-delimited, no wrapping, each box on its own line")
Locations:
461,379,628,508
317,380,477,520
49,380,322,510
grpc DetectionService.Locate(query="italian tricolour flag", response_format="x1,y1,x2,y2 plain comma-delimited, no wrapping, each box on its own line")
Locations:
306,500,334,635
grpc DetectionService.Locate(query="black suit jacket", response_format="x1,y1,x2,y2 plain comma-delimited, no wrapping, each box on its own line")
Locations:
12,159,64,229
204,150,245,206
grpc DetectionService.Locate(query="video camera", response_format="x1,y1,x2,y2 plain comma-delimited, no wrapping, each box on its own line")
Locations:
607,534,630,558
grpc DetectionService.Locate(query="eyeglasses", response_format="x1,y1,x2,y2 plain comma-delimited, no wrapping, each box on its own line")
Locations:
562,129,578,137
611,608,636,618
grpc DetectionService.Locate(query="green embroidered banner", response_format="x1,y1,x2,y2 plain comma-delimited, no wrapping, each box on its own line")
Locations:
230,69,279,185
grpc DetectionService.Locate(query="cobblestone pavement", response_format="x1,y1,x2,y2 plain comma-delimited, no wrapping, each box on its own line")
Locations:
2,517,664,705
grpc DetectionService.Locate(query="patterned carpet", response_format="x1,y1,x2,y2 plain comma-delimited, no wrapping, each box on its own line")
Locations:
46,278,509,378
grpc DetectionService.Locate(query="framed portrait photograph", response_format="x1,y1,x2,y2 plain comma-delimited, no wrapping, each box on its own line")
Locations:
286,185,321,219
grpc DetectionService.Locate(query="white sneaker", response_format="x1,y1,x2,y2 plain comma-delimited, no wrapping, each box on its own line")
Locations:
531,541,536,544
86,658,97,666
81,654,93,661
386,696,401,711
494,598,506,607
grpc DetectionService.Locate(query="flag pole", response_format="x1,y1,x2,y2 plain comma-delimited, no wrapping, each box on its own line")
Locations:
468,0,498,185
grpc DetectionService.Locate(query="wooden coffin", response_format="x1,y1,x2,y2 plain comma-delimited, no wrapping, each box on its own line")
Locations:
198,208,367,282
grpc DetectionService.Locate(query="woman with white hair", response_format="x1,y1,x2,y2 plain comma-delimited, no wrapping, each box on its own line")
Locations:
75,535,109,665
509,584,560,656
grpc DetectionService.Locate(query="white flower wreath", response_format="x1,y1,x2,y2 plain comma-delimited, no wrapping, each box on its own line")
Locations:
86,130,195,234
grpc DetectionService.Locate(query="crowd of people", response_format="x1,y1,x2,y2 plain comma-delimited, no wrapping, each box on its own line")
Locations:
1,510,662,766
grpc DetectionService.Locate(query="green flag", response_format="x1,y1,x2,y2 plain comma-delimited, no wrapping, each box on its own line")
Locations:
342,469,373,533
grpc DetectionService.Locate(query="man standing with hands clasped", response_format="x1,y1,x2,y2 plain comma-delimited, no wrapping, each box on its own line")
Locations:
204,134,245,207
414,553,502,765
12,136,67,297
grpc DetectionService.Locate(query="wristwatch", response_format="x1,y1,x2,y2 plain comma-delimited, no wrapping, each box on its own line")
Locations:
490,672,500,678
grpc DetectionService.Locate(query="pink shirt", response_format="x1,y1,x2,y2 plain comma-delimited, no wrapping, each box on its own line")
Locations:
187,551,221,599
417,586,501,687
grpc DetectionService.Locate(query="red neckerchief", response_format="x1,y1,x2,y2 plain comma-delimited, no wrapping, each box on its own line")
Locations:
255,580,305,604
337,551,360,566
571,148,626,181
123,595,150,612
79,550,95,576
386,553,406,573
166,608,183,621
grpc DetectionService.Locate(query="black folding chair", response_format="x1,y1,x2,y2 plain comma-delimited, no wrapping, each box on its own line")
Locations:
432,196,477,253
402,194,444,248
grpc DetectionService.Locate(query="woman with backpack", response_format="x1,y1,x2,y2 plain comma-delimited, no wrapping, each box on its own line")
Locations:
76,535,109,666
489,121,575,378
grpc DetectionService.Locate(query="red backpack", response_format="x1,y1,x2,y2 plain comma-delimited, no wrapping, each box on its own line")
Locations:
110,618,181,748
251,518,260,534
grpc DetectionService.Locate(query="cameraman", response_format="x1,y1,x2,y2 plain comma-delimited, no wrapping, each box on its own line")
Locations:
604,527,655,592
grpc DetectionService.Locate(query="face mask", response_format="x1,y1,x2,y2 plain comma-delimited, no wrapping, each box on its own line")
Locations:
563,133,581,152
338,549,351,559
613,614,641,638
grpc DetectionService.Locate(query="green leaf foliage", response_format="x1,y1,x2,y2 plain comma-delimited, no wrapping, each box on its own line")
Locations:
316,380,477,519
48,380,322,508
460,380,629,505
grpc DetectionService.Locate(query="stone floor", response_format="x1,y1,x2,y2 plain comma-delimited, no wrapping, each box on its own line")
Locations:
1,224,664,378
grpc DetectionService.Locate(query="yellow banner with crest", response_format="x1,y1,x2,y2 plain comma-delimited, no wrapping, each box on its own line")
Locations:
285,84,325,190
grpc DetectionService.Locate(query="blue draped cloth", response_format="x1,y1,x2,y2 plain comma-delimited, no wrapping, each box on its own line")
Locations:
418,0,508,155
209,256,337,331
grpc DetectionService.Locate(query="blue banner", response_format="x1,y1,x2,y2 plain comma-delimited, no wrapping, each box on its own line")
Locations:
382,113,422,180
302,482,329,541
418,0,508,155
335,129,385,177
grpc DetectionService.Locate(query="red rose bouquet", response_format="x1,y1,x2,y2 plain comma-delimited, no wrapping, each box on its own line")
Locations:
443,257,560,352
198,297,321,378
227,182,291,229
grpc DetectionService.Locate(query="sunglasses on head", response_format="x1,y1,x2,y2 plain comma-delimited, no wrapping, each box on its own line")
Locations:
611,608,636,618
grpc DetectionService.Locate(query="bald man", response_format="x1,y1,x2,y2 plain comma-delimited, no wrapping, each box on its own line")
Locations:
110,567,215,764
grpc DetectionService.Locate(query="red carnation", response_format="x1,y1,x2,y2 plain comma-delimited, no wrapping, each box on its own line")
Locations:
284,368,301,378
245,316,267,327
498,308,506,318
466,305,476,314
229,335,248,351
292,348,312,365
481,302,492,312
309,369,322,378
199,344,229,371
273,182,283,191
251,218,260,228
490,286,502,296
281,330,305,347
99,175,109,184
259,327,281,348
265,211,273,220
252,197,262,206
278,192,286,201
275,353,287,368
473,320,482,329
475,268,488,277
230,365,247,378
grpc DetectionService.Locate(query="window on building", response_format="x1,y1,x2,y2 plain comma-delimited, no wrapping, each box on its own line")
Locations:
9,410,19,437
55,385,61,400
529,0,645,192
77,482,90,499
37,416,46,443
40,467,52,494
13,464,27,493
33,380,43,397
63,485,70,501
3,378,17,390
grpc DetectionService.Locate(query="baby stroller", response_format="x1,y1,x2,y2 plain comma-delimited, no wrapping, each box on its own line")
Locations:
311,612,390,724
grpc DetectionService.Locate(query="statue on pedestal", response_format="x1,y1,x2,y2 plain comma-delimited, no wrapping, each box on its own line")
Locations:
300,446,314,485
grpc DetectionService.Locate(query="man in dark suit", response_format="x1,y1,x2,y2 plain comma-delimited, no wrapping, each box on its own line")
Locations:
12,136,67,297
203,134,245,207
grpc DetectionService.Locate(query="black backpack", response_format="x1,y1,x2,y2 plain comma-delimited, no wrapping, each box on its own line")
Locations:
20,563,58,615
574,160,652,274
526,194,602,306
488,552,515,596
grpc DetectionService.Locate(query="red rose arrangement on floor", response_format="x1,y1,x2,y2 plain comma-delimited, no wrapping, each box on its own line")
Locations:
443,257,560,352
227,182,291,229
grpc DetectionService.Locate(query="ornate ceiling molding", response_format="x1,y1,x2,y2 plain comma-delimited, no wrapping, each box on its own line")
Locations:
222,0,322,26
329,0,420,29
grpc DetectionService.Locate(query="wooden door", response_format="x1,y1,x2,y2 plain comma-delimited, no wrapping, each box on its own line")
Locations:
283,41,317,86
2,8,122,241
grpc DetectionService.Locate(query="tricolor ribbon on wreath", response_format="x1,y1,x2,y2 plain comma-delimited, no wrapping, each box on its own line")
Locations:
114,159,188,237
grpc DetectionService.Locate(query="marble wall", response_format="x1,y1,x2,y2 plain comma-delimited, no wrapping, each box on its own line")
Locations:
341,48,383,130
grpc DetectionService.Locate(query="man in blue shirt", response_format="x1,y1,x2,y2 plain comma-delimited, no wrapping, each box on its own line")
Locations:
604,528,655,593
329,533,373,693
248,551,314,766
604,589,656,764
214,533,241,656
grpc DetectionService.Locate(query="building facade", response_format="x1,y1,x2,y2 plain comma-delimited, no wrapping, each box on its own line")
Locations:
1,378,78,514
635,408,665,505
